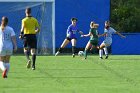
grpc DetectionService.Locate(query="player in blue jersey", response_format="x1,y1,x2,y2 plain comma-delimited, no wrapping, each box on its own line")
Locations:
99,21,125,59
55,18,83,57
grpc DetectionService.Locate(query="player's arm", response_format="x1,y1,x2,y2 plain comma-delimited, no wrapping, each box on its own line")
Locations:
66,26,72,37
77,28,83,35
11,29,17,52
98,28,108,37
35,20,40,33
19,20,24,39
12,36,17,52
115,31,126,38
81,32,92,37
98,32,107,37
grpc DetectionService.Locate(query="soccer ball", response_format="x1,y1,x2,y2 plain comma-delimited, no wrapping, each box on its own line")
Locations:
78,51,84,56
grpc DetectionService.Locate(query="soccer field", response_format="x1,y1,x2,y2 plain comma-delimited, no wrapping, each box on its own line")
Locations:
0,55,140,93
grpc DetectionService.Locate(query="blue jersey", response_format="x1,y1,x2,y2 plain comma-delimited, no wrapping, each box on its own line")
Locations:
66,24,79,38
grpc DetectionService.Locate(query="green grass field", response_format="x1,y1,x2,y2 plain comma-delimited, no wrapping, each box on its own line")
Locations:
0,55,140,93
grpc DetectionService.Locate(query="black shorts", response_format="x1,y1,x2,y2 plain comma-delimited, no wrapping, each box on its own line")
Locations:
66,37,77,41
23,34,37,49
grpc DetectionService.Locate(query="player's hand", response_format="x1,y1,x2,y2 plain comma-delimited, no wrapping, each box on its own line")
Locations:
67,34,70,37
35,30,40,34
81,35,84,37
19,35,22,39
122,35,126,38
79,31,83,35
19,34,24,39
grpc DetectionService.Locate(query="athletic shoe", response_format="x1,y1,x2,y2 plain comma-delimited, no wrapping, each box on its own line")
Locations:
26,60,31,69
72,54,75,58
2,69,7,78
99,57,103,59
32,65,35,70
105,55,108,59
55,51,60,56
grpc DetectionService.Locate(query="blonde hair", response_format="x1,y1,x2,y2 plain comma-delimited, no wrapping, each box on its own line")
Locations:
90,21,99,28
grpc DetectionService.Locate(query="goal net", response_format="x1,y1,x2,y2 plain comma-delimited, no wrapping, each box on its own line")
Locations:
0,0,55,55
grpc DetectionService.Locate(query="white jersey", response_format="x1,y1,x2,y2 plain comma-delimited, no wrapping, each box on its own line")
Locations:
104,27,116,39
103,27,116,47
0,26,15,52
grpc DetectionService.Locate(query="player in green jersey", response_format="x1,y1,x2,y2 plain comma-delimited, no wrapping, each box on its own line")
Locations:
81,21,99,59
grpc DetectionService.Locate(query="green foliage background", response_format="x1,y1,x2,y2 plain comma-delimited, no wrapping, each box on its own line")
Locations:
111,0,140,33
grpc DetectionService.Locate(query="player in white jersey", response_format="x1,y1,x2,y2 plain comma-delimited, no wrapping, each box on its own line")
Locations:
99,21,125,59
0,17,17,78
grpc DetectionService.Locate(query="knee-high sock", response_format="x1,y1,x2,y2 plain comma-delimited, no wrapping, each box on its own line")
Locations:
84,49,88,58
58,48,62,52
72,46,76,54
32,54,36,66
0,61,6,71
5,63,10,75
99,49,103,57
103,47,108,56
24,50,30,61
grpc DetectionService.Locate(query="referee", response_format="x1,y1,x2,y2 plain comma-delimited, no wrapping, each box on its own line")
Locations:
19,8,40,70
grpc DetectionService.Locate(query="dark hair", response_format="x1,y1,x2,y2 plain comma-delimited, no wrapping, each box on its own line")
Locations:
71,17,78,21
2,16,8,25
105,20,110,24
105,20,110,29
26,7,31,14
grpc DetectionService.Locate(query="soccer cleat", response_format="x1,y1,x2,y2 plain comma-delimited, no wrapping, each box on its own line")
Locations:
105,55,108,59
26,60,31,69
55,51,60,56
72,54,75,58
2,69,7,78
32,65,35,70
99,57,103,59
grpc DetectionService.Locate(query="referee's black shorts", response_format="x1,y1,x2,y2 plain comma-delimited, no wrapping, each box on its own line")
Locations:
23,34,37,49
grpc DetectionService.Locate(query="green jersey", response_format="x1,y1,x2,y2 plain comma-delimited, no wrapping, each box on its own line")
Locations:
89,28,98,41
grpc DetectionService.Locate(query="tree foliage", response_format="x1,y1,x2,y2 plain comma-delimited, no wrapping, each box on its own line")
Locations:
111,0,140,33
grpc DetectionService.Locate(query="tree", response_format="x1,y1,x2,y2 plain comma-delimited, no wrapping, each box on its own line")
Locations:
111,0,140,33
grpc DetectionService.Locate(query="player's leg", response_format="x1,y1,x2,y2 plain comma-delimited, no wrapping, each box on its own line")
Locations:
100,38,111,59
31,48,36,70
0,56,7,78
84,42,92,59
24,48,31,68
5,55,11,77
24,48,30,61
0,57,5,71
0,50,7,78
23,36,31,68
89,40,98,54
99,43,106,59
71,38,76,57
103,47,108,59
2,49,14,78
55,38,70,56
30,36,37,70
